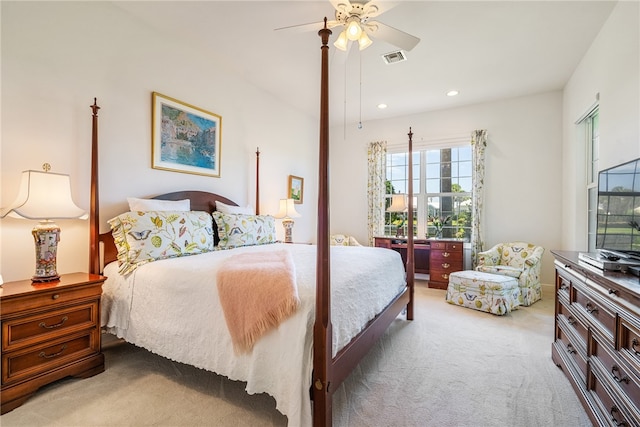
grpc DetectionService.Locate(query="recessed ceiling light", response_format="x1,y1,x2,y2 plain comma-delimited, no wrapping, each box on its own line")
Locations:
447,90,459,97
377,103,388,109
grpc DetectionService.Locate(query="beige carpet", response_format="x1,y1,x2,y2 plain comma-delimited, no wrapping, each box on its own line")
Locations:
1,282,592,427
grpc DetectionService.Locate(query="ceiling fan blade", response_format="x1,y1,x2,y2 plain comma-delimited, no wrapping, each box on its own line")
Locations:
330,0,353,14
364,20,420,51
275,20,341,33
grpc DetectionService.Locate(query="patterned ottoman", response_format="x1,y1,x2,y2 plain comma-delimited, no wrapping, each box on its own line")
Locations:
445,270,521,315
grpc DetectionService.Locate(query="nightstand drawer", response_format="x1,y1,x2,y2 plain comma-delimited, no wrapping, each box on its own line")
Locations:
2,331,99,386
1,286,102,317
2,302,98,352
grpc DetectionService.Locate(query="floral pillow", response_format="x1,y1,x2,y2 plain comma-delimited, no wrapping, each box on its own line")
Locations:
108,210,214,275
212,211,276,249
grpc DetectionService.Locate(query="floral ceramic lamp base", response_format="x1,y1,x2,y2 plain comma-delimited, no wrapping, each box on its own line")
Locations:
32,220,61,282
282,218,295,244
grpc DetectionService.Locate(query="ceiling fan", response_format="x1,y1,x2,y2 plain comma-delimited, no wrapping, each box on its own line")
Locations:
275,0,420,52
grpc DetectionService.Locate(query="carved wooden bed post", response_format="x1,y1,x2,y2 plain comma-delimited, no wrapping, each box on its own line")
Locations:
255,147,260,215
313,17,333,427
89,98,100,275
406,128,415,320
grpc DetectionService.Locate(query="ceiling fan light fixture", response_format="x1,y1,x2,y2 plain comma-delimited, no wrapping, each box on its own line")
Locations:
334,30,349,51
346,19,362,41
358,31,372,50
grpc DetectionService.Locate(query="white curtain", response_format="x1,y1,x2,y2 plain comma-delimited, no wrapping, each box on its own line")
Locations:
367,141,387,246
470,129,487,268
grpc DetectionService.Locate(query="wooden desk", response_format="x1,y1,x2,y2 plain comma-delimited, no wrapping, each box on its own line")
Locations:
374,237,431,274
374,237,463,289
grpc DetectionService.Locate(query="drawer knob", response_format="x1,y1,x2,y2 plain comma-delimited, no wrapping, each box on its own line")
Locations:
585,302,598,314
441,263,450,269
39,344,67,359
559,283,569,291
442,252,450,258
39,316,68,329
567,316,576,326
611,366,630,384
566,343,577,355
610,406,628,427
52,294,60,300
633,338,640,355
608,288,618,295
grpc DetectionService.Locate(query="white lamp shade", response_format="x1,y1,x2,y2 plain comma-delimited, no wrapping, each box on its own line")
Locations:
358,31,373,50
275,198,301,219
334,30,348,51
387,194,407,212
0,170,86,220
346,20,362,40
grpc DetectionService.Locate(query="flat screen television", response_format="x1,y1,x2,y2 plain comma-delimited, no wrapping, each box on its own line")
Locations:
596,157,640,260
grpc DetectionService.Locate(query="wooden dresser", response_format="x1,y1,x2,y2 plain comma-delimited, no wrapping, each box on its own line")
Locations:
551,251,640,426
1,272,105,414
428,240,463,290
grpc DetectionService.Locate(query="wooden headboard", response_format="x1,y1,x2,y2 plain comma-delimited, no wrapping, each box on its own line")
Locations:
98,191,239,270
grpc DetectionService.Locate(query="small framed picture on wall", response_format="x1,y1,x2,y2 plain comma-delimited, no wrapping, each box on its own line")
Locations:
288,175,304,204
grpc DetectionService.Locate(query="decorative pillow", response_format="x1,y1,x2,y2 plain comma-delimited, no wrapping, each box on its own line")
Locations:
127,197,190,212
215,200,254,215
108,210,214,275
331,234,349,246
212,211,276,249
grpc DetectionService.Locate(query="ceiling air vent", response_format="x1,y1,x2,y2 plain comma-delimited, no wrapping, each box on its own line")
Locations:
382,50,407,65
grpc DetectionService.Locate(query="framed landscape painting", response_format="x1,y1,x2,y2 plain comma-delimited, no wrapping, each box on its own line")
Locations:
152,92,222,177
288,175,304,204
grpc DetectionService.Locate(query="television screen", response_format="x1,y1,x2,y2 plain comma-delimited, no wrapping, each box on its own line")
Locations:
596,157,640,257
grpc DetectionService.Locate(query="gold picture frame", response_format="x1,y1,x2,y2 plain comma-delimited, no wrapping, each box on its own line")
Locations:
151,92,222,177
288,175,304,204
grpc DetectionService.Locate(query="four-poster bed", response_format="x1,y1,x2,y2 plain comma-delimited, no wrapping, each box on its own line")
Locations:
89,20,415,427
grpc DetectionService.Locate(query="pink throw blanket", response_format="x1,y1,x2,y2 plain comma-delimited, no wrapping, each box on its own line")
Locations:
216,250,299,353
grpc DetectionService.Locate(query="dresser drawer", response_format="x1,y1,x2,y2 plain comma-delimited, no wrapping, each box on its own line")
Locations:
556,269,572,300
556,319,588,382
2,330,100,386
572,283,616,341
2,302,98,352
618,315,640,378
430,241,462,251
591,333,640,413
588,363,639,427
557,297,588,347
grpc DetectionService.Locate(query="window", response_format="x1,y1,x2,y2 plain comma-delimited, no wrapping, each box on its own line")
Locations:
585,107,599,251
385,145,473,241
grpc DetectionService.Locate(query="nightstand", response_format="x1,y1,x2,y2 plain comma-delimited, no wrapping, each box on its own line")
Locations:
1,272,105,414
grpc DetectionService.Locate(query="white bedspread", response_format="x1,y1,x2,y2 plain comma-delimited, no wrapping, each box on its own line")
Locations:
101,243,406,427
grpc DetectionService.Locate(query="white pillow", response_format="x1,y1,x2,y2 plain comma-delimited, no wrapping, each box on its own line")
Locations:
127,197,190,212
215,200,254,215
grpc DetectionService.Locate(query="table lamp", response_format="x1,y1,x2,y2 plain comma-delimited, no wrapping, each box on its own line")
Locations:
387,194,407,237
275,198,301,243
0,164,86,282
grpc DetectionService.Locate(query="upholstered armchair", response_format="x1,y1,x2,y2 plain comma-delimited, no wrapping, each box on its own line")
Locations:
476,242,545,306
330,234,362,246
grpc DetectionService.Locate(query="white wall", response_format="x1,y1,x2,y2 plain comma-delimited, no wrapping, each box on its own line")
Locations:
0,2,318,281
330,91,564,285
562,1,640,251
